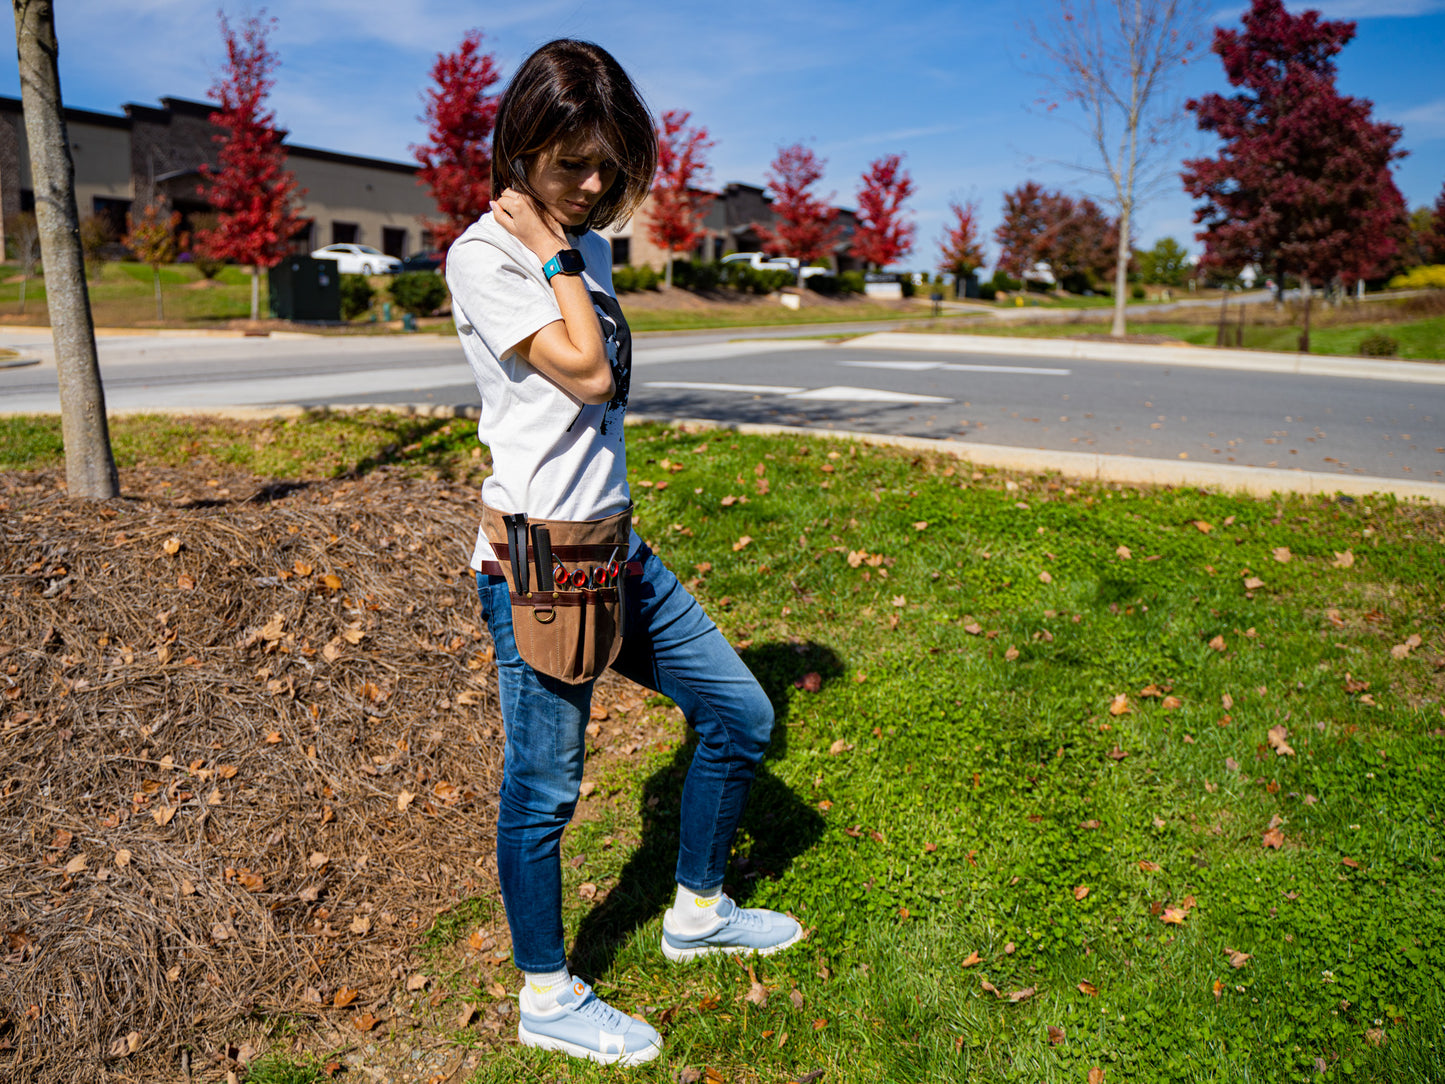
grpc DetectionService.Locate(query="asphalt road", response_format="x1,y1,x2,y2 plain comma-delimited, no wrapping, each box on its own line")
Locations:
2,326,1441,481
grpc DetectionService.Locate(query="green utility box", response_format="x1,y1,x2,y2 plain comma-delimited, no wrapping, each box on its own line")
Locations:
268,255,341,321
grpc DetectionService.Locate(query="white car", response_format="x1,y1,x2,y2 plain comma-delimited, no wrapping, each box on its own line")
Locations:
310,243,402,275
721,252,829,278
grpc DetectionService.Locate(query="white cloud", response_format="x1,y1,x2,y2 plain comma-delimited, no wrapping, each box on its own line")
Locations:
1395,98,1445,141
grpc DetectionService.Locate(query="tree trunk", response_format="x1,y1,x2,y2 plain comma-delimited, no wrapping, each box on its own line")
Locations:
1299,279,1312,353
1110,201,1131,338
665,253,673,289
251,266,261,320
13,0,117,499
153,266,163,321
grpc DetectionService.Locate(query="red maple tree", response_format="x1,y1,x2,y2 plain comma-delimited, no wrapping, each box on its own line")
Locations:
993,181,1050,280
1182,0,1407,294
938,199,985,279
850,154,915,269
413,29,501,259
757,144,841,275
995,183,1118,290
1422,183,1445,266
1039,193,1119,291
646,109,714,287
197,11,305,321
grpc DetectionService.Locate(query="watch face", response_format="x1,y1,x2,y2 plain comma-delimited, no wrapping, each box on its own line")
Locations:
556,249,585,274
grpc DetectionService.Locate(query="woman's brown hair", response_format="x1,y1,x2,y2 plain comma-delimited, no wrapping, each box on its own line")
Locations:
492,40,657,233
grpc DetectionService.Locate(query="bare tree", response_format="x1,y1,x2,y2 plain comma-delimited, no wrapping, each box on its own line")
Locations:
1028,0,1208,337
12,0,118,498
4,210,40,312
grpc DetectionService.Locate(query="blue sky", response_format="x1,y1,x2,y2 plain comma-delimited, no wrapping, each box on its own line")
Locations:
6,0,1443,270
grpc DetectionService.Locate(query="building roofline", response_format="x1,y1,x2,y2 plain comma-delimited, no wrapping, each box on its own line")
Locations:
284,142,419,176
0,94,131,130
2,93,420,174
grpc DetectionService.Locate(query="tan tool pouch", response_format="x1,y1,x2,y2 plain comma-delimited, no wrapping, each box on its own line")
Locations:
479,502,633,685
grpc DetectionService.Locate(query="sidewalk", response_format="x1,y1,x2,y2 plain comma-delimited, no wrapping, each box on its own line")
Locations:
847,331,1445,385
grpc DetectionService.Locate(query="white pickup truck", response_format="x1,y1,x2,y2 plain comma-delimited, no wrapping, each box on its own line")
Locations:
720,252,829,278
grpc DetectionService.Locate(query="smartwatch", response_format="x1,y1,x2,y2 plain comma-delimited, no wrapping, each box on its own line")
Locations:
542,249,585,282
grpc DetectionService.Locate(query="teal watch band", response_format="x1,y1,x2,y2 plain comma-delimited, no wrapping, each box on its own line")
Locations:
543,249,585,281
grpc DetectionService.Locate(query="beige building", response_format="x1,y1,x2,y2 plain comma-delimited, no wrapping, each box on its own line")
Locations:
608,182,860,273
0,92,861,274
0,95,435,258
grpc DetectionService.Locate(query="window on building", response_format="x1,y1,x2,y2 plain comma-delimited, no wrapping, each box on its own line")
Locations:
91,197,131,238
331,222,359,245
289,220,315,255
611,237,630,266
382,227,407,259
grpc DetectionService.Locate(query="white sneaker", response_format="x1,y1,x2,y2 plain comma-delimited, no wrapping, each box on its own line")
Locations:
661,895,804,962
517,978,663,1066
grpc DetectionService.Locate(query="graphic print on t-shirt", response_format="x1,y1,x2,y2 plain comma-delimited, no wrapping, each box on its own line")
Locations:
589,290,631,435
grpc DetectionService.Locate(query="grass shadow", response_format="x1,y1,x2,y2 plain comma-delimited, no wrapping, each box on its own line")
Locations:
567,640,837,980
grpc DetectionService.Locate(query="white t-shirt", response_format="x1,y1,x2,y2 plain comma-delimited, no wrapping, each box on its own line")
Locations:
445,213,637,570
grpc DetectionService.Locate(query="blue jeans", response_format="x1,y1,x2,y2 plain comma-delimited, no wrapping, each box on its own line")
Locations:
476,544,774,973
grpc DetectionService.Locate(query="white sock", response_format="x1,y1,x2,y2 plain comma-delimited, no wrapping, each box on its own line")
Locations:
522,967,571,1011
669,883,723,934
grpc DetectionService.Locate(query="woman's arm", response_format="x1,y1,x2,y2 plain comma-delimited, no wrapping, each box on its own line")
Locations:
491,188,614,405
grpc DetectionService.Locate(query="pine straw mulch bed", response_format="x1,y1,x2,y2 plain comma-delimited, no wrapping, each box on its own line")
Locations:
0,465,663,1082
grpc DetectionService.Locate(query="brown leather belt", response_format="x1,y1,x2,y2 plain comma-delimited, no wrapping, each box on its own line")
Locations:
477,559,644,578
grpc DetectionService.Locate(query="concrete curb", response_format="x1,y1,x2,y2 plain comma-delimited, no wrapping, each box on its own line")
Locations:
298,402,1444,504
622,416,1445,504
848,331,1445,385
14,400,1441,504
0,355,38,369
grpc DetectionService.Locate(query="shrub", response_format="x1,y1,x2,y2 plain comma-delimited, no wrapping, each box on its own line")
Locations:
1387,265,1445,290
898,275,915,299
1131,284,1146,300
978,282,997,301
612,265,638,293
806,273,840,296
720,263,793,295
389,270,448,317
838,270,865,295
1357,332,1399,357
339,274,375,321
990,269,1022,293
671,260,721,292
78,215,113,278
634,264,661,291
186,213,226,279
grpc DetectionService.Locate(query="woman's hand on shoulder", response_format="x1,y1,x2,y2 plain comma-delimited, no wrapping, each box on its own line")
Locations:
492,188,567,262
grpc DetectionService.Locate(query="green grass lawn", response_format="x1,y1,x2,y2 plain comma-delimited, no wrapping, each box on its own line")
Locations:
907,313,1445,361
4,414,1443,1083
623,301,924,334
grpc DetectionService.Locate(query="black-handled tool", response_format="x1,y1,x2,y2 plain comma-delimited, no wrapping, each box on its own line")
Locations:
504,513,530,595
532,524,554,592
514,513,528,594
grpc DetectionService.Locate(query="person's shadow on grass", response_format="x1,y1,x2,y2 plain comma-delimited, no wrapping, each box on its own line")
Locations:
567,640,836,980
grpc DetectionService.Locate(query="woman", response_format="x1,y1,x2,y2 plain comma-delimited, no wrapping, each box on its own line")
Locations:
445,39,800,1067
